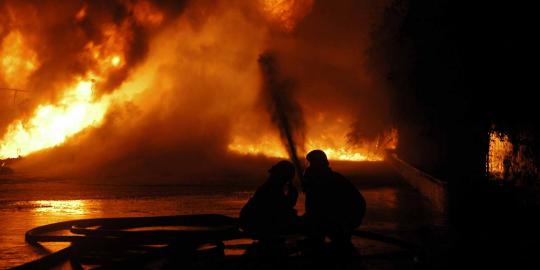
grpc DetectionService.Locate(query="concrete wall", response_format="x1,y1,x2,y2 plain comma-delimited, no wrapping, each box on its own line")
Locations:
387,152,448,213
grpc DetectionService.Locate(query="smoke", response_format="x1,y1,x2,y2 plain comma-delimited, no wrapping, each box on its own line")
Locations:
2,0,394,183
258,52,305,179
266,0,393,146
0,0,187,121
8,0,273,183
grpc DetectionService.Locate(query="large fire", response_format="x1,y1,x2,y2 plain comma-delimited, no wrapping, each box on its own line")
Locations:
0,1,395,165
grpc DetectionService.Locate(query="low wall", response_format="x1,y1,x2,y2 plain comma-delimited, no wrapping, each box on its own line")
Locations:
386,152,448,213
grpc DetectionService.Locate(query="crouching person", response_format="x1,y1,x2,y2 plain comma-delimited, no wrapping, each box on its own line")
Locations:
239,160,299,251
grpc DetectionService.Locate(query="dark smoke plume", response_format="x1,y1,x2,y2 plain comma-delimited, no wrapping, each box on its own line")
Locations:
258,52,305,182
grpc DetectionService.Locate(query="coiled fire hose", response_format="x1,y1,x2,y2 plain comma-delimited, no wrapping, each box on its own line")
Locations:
11,214,421,269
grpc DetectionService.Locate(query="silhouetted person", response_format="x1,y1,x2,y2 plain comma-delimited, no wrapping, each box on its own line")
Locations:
302,150,366,256
240,160,299,246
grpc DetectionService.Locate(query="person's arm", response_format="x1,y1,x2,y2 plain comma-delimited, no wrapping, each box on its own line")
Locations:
285,185,298,208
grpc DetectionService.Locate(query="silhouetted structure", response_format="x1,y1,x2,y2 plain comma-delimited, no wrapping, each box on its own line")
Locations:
239,160,299,244
302,150,366,254
368,1,539,268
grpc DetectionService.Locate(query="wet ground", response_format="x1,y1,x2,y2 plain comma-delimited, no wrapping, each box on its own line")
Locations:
0,162,445,269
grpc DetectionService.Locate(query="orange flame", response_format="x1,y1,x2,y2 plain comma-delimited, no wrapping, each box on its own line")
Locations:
228,116,397,161
83,23,130,76
228,135,394,161
227,137,390,161
0,80,109,158
0,31,39,88
487,131,513,179
0,25,128,159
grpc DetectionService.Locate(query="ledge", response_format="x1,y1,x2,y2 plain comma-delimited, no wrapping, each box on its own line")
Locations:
386,152,448,213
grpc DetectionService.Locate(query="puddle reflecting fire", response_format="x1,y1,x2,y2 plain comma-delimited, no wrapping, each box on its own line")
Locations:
30,200,89,215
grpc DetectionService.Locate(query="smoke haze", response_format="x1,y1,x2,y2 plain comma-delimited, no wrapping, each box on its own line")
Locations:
1,0,392,184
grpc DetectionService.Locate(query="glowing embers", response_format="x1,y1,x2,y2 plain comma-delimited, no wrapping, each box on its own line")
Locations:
259,0,314,32
487,131,513,179
0,80,108,159
0,31,40,88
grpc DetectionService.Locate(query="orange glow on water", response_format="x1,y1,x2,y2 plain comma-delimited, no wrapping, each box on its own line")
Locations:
31,200,88,215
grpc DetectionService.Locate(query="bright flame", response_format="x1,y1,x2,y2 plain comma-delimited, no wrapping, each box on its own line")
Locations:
228,136,387,161
0,4,392,165
110,55,122,67
0,80,108,159
487,130,513,179
0,31,40,88
228,123,397,161
228,134,289,158
0,20,133,159
83,23,130,74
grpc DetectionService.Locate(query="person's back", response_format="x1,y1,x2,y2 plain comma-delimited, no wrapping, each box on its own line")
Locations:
329,171,365,228
302,150,366,253
304,168,365,229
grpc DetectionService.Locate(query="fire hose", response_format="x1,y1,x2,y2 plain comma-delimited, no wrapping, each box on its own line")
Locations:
11,214,422,269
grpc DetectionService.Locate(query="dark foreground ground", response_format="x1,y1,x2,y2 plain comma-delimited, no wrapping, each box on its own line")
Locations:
1,161,448,269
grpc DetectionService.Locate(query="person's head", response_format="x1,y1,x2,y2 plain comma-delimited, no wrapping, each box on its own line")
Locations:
306,150,329,168
268,160,295,185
